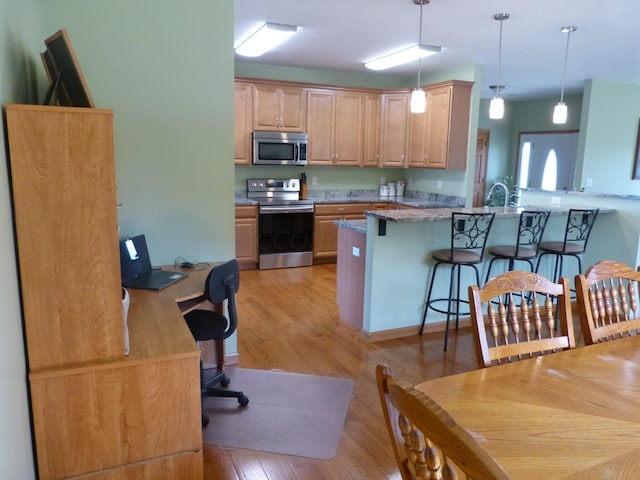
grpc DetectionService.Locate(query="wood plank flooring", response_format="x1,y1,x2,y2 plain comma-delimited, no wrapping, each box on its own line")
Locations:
203,263,479,480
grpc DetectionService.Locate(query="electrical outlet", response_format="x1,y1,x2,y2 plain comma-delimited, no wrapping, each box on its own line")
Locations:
352,246,360,257
586,178,593,187
311,176,318,186
380,177,386,185
551,196,561,205
437,180,442,190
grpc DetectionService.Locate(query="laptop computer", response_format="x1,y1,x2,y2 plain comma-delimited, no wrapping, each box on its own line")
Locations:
119,234,187,290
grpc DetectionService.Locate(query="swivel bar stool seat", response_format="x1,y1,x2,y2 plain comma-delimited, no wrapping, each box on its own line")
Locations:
420,212,495,351
535,208,599,284
484,209,551,283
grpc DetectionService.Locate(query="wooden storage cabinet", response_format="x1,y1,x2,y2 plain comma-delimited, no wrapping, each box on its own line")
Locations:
235,205,258,269
6,105,202,480
380,92,409,167
408,80,473,170
234,81,253,165
306,88,365,166
313,203,372,262
363,93,381,167
253,82,306,131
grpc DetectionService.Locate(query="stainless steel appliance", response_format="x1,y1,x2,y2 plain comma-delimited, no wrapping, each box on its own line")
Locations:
247,178,314,269
252,131,308,166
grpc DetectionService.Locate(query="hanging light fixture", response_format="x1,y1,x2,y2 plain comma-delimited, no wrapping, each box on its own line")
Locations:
410,0,429,113
553,26,577,124
489,13,509,120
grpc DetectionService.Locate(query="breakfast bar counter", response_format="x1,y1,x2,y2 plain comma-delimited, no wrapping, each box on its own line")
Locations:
335,204,615,341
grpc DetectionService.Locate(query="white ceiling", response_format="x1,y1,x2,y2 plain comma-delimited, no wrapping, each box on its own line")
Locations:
234,0,640,100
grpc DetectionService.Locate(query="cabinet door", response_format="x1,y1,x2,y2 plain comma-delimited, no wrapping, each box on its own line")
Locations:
363,93,381,167
306,89,335,165
424,85,451,169
234,82,253,165
334,91,364,166
407,108,428,168
235,206,258,269
280,87,306,131
253,84,281,130
7,105,123,371
380,93,409,167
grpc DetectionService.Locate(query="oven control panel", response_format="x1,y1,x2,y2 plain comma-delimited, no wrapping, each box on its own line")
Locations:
247,178,300,193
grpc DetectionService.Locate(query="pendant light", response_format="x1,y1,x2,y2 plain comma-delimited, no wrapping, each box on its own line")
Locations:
489,13,509,120
553,26,577,125
410,0,430,113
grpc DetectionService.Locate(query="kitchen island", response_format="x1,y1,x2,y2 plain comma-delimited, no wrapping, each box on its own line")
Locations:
335,205,615,341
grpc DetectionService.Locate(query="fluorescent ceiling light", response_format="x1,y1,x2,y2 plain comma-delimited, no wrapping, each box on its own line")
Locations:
235,23,298,57
364,44,441,71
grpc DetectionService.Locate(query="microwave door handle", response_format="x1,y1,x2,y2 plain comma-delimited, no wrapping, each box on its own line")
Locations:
294,143,299,162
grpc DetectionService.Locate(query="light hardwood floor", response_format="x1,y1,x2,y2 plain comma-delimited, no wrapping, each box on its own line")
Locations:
203,263,479,480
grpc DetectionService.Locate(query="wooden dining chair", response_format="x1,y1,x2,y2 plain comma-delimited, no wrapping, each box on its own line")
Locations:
575,260,640,345
468,270,575,368
376,364,511,480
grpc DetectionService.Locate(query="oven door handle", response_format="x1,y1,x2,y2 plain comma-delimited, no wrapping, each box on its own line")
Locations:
260,205,314,214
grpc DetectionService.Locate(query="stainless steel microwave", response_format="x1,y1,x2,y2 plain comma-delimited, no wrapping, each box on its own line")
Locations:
253,131,308,166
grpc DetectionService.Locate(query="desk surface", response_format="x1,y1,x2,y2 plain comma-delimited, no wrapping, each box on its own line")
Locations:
416,336,640,479
125,266,210,362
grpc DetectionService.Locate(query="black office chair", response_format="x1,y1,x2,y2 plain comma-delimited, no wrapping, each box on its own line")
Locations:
181,259,249,428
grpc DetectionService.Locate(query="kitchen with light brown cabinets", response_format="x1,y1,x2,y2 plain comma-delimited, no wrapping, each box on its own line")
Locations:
407,80,472,170
252,81,307,131
306,88,365,166
235,205,259,269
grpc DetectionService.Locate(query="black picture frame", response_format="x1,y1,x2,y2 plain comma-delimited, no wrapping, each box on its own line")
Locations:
633,119,640,180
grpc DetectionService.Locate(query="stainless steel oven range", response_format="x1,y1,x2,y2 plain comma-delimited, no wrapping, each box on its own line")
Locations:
247,178,314,270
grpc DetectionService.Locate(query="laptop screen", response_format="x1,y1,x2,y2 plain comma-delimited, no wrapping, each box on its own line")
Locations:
119,234,153,283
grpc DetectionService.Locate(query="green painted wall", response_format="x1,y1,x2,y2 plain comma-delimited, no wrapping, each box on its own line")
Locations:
44,0,235,266
0,0,44,476
579,79,640,196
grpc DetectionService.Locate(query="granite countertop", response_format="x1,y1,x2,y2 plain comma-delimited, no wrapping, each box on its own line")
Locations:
366,204,614,223
236,188,464,209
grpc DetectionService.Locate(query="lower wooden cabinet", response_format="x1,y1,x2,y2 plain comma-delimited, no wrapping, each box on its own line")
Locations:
313,202,392,263
235,205,258,269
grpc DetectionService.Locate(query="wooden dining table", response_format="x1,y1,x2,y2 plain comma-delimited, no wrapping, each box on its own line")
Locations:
416,335,640,479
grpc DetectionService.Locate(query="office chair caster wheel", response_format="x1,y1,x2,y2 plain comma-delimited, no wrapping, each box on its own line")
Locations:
238,395,249,407
202,414,210,428
221,376,231,387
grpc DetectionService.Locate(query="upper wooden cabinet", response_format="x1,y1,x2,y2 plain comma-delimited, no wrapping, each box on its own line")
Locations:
363,93,381,167
307,89,365,166
234,81,253,165
253,83,306,131
380,92,410,167
408,80,473,170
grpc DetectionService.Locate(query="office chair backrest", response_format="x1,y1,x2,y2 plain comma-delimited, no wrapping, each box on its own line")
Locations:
205,259,240,340
575,260,640,345
561,208,599,252
376,364,511,480
450,212,495,258
469,270,575,368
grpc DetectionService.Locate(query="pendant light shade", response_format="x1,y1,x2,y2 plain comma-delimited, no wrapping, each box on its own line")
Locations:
410,0,430,113
553,26,577,125
489,97,505,120
411,88,426,113
489,13,509,120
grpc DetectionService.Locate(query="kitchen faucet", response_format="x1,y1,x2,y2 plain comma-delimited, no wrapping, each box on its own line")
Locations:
486,182,510,207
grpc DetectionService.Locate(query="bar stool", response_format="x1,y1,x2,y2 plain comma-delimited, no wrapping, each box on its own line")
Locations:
484,209,551,283
535,208,599,283
420,212,495,351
